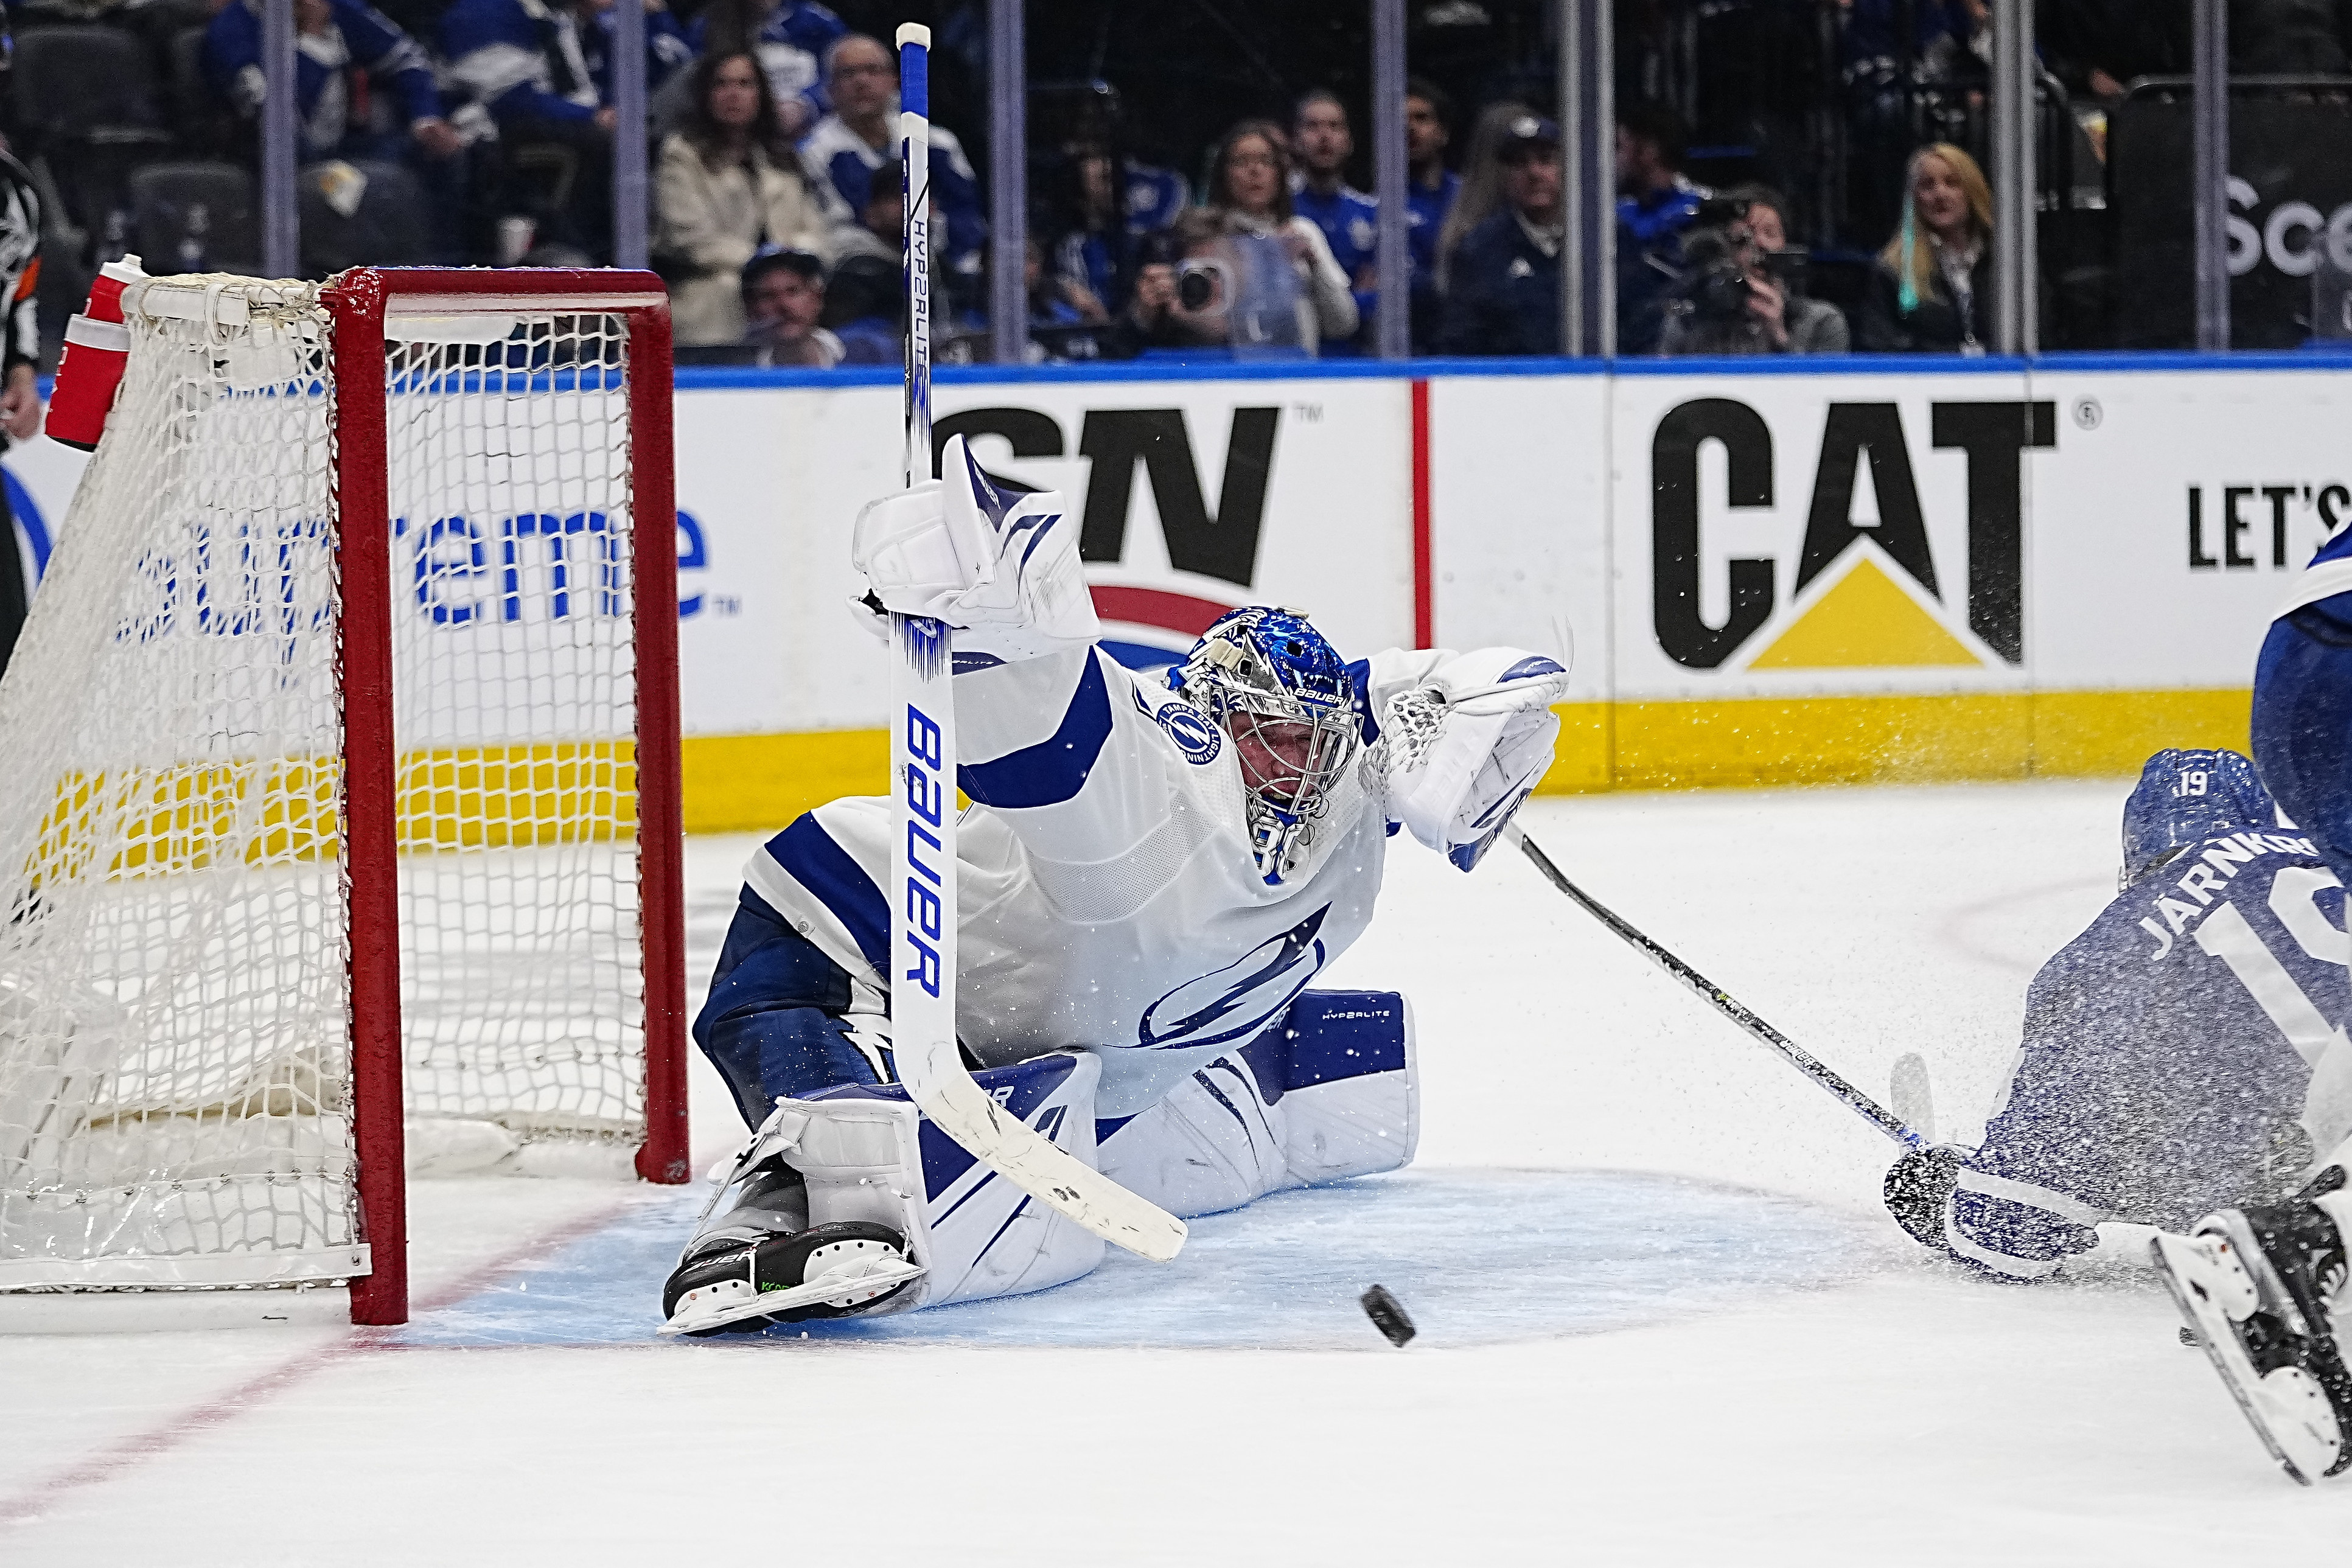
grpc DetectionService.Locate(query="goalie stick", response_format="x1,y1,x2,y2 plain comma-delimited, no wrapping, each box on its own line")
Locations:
1508,826,1925,1151
884,24,1184,1264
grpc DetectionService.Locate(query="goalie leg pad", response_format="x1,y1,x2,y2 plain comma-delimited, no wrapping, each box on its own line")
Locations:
1095,1048,1292,1220
794,1051,1109,1311
1097,990,1419,1218
1277,990,1420,1183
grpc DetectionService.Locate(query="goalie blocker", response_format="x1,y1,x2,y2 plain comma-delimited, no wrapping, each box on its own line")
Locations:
663,990,1415,1333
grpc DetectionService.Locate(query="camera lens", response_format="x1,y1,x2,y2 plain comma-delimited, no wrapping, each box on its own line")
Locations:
1178,270,1215,311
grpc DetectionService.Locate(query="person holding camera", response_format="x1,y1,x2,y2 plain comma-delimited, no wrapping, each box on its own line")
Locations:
1088,210,1233,358
1659,186,1849,357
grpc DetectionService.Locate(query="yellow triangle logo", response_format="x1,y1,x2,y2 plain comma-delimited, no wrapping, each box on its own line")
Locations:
1747,556,1981,669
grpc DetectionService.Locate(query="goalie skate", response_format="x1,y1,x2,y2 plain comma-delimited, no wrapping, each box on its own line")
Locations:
2151,1219,2347,1485
658,1222,924,1339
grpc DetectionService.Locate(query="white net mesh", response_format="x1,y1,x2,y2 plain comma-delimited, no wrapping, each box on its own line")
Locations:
0,276,654,1291
387,310,647,1152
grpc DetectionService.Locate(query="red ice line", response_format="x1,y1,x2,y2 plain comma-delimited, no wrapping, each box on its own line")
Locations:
0,1194,655,1529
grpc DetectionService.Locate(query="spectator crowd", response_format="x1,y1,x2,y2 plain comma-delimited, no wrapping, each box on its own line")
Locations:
6,0,2351,364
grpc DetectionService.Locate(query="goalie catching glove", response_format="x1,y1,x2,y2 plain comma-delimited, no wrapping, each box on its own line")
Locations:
1383,648,1571,869
851,433,1099,663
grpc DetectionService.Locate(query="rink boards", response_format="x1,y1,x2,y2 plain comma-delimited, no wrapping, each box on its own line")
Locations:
10,352,2348,829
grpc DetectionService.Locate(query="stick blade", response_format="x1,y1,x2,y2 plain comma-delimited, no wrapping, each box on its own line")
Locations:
1890,1052,1936,1145
908,1068,1188,1263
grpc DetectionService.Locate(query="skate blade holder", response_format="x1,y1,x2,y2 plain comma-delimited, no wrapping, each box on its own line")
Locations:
2151,1232,2343,1485
658,1256,926,1338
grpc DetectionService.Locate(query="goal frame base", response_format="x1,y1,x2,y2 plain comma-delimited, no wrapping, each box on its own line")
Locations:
0,1284,360,1335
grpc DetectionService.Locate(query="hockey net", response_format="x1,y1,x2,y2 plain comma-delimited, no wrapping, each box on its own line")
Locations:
0,269,685,1323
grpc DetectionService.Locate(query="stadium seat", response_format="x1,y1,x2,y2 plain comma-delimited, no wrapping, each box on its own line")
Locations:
298,160,432,276
167,26,234,157
128,162,260,276
12,27,171,148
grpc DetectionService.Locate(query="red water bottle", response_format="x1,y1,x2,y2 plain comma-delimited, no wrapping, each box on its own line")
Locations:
46,254,148,452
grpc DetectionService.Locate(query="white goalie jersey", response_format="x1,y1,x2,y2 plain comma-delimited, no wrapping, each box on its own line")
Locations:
658,440,1572,1333
746,638,1541,1120
746,436,1567,1122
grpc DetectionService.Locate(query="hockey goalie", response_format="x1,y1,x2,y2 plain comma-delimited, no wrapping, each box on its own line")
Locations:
658,436,1568,1335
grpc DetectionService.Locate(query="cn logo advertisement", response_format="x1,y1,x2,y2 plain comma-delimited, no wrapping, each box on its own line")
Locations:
1649,397,2056,674
934,405,1283,667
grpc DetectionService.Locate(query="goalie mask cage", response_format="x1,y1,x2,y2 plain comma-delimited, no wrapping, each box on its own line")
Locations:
0,268,687,1328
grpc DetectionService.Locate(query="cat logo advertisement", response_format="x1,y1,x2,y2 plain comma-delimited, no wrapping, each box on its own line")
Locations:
1636,393,2056,686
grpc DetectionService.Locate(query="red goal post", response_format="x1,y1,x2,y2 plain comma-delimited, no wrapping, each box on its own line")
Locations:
0,268,688,1329
334,269,689,1325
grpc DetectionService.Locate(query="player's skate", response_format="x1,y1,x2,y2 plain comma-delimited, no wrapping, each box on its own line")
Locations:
2151,1171,2352,1484
660,1217,921,1337
657,1150,922,1337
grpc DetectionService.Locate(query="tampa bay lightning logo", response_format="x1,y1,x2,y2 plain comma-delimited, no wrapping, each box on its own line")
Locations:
1140,906,1328,1051
1156,703,1223,765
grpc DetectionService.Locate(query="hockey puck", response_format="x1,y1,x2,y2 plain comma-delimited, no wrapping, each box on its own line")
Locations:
1360,1284,1416,1347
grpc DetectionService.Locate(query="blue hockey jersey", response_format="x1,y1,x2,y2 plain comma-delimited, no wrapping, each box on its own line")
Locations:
440,0,688,126
1945,828,2352,1278
801,111,986,297
206,0,441,154
685,0,846,127
1291,182,1377,353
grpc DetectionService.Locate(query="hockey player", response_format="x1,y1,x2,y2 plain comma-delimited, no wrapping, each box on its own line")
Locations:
660,436,1569,1335
2143,527,2352,1483
1880,747,2339,1281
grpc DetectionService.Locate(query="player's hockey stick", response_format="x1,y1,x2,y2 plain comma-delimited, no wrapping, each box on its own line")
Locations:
884,24,1184,1264
1508,826,1925,1151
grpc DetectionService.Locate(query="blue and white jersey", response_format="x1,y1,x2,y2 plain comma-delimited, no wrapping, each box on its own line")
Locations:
1947,829,2352,1278
686,0,846,127
745,643,1453,1120
801,111,986,293
207,0,441,153
582,4,691,104
441,0,597,122
1405,169,1459,275
1291,181,1377,352
439,0,686,126
1047,161,1190,314
1293,182,1377,281
1124,161,1188,235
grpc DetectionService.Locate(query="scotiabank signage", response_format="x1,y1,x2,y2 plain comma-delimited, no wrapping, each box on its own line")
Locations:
2112,93,2352,349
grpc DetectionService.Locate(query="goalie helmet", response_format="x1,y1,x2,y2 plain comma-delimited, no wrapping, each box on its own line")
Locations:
1170,606,1363,884
2120,747,2275,888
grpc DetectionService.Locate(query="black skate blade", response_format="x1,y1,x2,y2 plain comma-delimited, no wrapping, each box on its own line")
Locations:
1361,1284,1415,1348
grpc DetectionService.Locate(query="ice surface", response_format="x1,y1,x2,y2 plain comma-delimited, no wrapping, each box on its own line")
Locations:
393,1170,1873,1351
10,783,2352,1565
